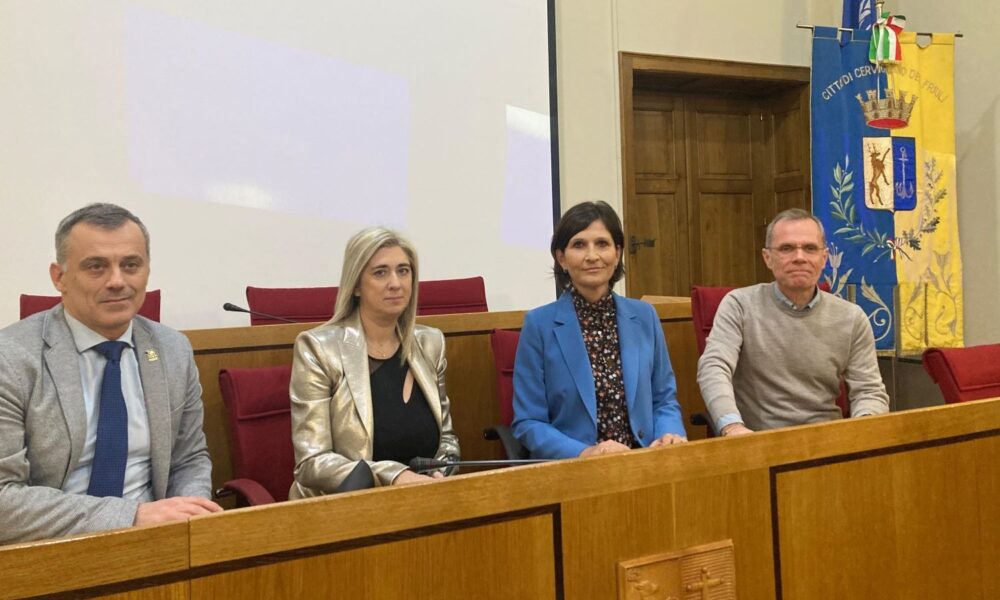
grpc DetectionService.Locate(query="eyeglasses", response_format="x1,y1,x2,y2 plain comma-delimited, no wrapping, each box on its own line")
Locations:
765,244,825,257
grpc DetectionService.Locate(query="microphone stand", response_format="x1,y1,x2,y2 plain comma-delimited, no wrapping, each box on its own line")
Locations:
409,457,550,473
222,302,302,325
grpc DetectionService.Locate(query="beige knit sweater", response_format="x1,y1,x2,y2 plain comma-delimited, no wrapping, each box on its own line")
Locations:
697,283,889,432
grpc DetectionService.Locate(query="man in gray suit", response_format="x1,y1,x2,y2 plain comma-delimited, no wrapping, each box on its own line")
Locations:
0,203,221,544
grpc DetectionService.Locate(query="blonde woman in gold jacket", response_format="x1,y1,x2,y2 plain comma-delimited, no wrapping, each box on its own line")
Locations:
288,228,460,499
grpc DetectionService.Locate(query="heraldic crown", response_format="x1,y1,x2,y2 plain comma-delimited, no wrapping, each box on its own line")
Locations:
855,88,917,129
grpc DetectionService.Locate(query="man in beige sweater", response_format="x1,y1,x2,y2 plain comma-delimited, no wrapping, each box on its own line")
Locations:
697,209,889,436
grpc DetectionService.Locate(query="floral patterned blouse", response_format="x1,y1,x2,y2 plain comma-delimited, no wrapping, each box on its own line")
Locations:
571,288,638,448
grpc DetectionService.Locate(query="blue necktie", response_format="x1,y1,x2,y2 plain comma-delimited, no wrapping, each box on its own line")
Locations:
88,341,129,497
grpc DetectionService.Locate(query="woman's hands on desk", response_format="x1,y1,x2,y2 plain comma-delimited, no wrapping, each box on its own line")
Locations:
392,470,444,485
580,434,688,457
579,439,631,457
650,433,688,447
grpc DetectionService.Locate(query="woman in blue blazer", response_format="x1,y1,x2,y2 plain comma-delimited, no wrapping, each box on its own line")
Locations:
512,201,687,459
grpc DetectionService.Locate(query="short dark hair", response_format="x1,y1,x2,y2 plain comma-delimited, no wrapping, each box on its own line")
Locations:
765,208,826,248
551,201,626,291
55,203,150,265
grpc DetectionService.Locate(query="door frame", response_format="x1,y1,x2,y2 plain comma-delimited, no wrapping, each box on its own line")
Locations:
619,52,811,297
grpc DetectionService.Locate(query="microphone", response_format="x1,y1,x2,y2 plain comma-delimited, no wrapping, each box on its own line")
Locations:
408,456,551,473
223,302,301,325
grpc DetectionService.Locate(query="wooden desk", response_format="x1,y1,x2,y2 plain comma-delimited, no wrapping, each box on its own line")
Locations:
184,302,705,491
3,398,996,599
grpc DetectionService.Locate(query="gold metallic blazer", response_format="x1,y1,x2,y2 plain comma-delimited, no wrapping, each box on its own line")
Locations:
288,313,460,498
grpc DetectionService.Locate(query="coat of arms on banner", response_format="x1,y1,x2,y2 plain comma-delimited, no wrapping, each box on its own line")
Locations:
856,89,918,212
860,136,917,211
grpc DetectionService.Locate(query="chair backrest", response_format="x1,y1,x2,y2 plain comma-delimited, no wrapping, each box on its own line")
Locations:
19,290,162,322
490,329,520,426
417,276,488,316
245,286,338,326
244,276,486,325
923,344,1000,404
219,365,295,503
690,286,734,356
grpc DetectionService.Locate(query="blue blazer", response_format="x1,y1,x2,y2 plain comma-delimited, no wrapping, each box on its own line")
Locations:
511,292,685,459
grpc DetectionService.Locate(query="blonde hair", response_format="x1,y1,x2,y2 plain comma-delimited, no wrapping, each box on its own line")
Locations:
332,227,420,364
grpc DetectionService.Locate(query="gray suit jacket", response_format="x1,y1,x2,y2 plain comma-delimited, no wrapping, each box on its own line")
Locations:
0,305,212,544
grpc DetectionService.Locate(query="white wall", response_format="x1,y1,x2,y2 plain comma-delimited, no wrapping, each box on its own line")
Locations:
555,0,995,344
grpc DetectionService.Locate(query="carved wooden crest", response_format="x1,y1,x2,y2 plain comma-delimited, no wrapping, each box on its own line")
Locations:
617,539,736,600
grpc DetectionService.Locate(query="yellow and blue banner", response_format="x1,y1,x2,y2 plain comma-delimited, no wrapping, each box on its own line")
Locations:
811,27,963,353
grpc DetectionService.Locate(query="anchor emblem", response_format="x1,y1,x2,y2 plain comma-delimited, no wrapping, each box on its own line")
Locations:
894,146,915,199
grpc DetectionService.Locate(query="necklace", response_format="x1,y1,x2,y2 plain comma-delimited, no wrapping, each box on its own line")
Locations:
367,337,400,360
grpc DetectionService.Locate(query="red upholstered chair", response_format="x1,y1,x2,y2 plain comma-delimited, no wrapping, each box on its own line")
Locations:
691,286,733,355
484,329,528,459
922,344,1000,404
417,276,488,316
245,286,338,326
218,365,295,506
690,284,848,435
19,290,162,322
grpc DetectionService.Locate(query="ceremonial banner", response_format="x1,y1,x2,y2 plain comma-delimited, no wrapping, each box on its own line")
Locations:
842,0,876,33
811,27,963,353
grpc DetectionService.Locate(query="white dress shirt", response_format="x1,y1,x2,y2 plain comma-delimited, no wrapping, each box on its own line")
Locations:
62,313,153,502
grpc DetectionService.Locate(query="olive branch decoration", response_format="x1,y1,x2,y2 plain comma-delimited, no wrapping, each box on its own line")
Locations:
828,155,895,262
895,157,943,252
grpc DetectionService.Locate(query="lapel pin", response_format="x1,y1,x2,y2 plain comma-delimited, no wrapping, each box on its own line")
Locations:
144,349,159,362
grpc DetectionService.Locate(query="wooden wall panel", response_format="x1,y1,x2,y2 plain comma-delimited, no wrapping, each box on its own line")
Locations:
561,484,677,600
774,188,805,218
698,192,756,286
189,515,556,600
631,193,685,296
101,583,189,600
634,109,676,176
673,470,774,599
627,90,688,299
770,106,800,176
977,436,999,599
0,522,188,600
776,441,989,600
440,332,503,462
695,110,752,178
661,319,706,440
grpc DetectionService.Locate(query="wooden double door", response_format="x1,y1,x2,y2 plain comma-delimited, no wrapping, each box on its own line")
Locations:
621,55,811,298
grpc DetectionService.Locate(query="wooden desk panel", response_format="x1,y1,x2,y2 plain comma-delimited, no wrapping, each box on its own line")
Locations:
190,513,557,599
979,435,1000,599
776,439,992,600
101,584,188,600
561,483,678,600
3,399,997,599
674,470,775,599
663,319,707,440
0,522,189,600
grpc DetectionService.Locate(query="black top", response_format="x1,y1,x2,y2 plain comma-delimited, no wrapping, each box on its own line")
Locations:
369,347,440,464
